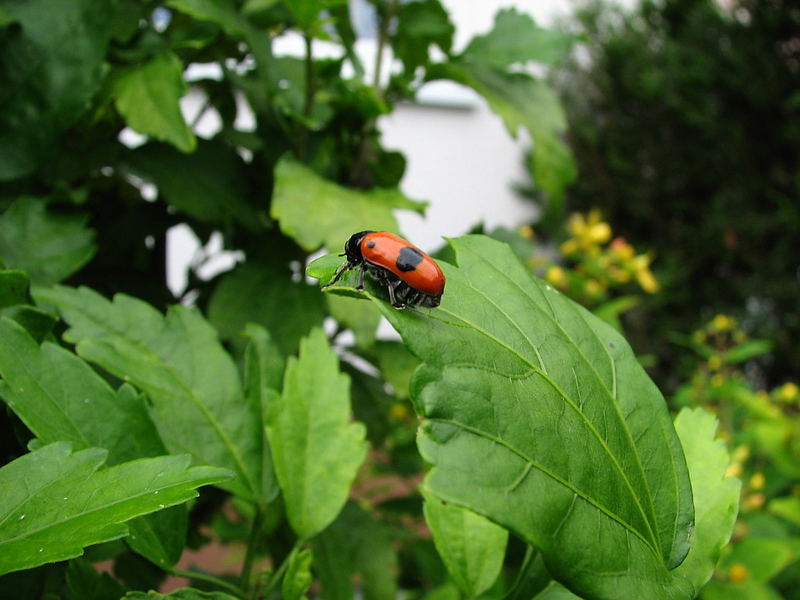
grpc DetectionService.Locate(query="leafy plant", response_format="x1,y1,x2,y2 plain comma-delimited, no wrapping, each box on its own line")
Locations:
551,0,800,391
672,316,800,599
0,0,742,598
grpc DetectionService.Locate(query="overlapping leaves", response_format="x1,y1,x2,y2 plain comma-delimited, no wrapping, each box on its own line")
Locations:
318,235,738,599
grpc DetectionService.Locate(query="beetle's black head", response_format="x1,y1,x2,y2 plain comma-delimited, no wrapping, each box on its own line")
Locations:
344,230,374,264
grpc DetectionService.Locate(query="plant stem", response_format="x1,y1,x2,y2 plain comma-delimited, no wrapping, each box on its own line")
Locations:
259,540,304,599
303,33,315,118
371,0,399,94
240,506,265,591
170,567,246,598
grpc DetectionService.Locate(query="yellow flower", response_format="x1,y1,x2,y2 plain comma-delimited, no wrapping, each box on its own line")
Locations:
631,254,659,293
726,462,742,478
744,492,765,511
749,472,765,491
560,238,579,256
566,210,611,249
776,382,799,403
584,279,605,298
546,265,567,287
711,373,725,387
389,402,408,420
518,224,535,239
712,314,736,332
707,355,722,371
728,563,749,583
610,237,635,261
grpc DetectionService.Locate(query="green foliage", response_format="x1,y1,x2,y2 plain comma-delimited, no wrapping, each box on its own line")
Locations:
266,328,367,541
0,0,745,597
554,0,800,390
112,52,197,153
0,198,96,286
0,442,229,576
422,488,508,597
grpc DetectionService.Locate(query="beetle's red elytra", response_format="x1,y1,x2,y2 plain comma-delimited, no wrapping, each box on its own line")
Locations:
321,231,445,308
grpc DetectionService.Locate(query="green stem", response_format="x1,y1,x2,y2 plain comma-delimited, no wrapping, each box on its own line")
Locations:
259,540,304,599
303,33,315,118
240,506,265,590
169,568,246,599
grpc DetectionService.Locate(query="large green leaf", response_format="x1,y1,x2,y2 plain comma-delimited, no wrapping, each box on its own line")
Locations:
326,235,696,599
208,261,326,356
0,316,187,567
271,157,426,252
422,488,508,597
672,408,741,594
0,198,96,286
124,140,259,229
33,285,263,503
0,0,113,180
0,442,229,576
266,328,367,540
460,8,576,69
112,51,196,153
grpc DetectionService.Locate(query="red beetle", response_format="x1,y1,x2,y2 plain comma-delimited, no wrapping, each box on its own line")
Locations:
321,231,445,308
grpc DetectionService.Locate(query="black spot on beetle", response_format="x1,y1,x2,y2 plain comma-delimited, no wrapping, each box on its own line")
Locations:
396,246,424,272
366,240,376,248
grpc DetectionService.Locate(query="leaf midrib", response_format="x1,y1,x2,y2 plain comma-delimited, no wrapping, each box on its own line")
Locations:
0,469,210,547
431,299,659,552
57,296,257,499
457,243,664,545
426,414,661,558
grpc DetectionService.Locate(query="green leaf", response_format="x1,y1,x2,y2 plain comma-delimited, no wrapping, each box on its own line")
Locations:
461,8,576,68
32,285,263,503
266,328,367,540
124,140,259,228
284,0,348,31
0,442,230,576
271,157,427,252
66,558,127,600
532,583,583,600
282,548,313,600
242,324,284,503
112,51,196,153
326,294,381,349
368,235,694,599
166,0,245,36
422,488,508,597
671,407,741,594
0,269,29,308
369,340,420,399
0,198,96,286
593,295,641,331
700,579,784,600
428,64,576,208
718,537,796,583
313,502,398,600
392,0,454,73
125,588,240,599
721,339,772,364
0,0,113,180
208,261,326,356
769,496,800,527
0,315,188,567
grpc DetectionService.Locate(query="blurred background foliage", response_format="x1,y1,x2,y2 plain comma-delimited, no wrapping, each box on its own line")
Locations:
548,0,800,394
0,0,798,596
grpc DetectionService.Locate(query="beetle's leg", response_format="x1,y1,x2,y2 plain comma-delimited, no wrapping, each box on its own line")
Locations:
356,265,366,290
321,261,352,290
386,280,399,306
